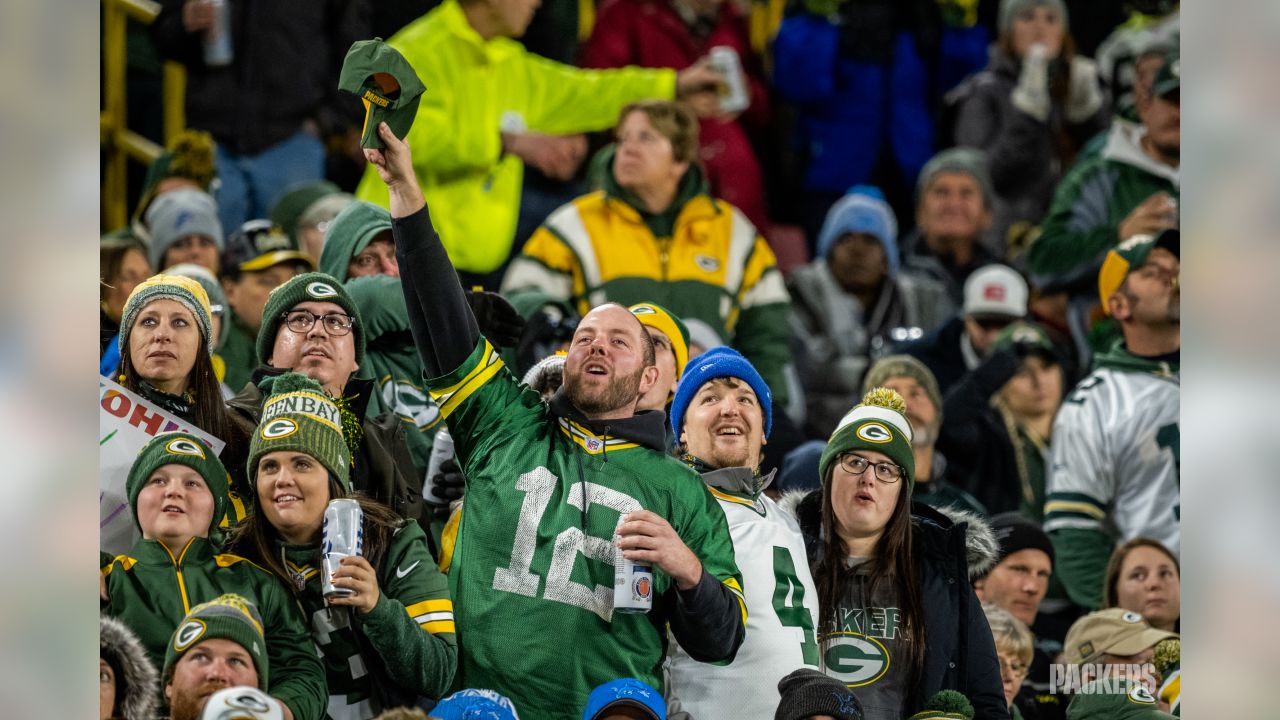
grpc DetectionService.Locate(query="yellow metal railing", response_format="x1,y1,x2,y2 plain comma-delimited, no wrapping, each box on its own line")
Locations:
101,0,187,230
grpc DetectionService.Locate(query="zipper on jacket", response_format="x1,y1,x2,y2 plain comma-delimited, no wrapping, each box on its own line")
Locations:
161,538,197,614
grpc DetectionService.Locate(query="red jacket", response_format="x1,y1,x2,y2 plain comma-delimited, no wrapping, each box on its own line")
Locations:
581,0,771,229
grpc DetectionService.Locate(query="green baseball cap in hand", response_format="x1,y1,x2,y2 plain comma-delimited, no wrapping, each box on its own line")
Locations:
338,38,425,149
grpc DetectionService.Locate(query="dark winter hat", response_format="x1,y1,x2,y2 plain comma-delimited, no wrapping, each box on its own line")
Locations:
917,148,993,210
998,0,1069,35
1066,679,1173,720
318,200,394,280
991,321,1058,363
774,668,863,720
582,677,665,720
987,511,1055,570
338,38,426,149
222,219,316,276
672,346,773,441
906,689,975,719
1099,229,1180,313
816,185,900,276
862,354,942,421
126,431,229,537
256,271,366,367
163,594,269,689
629,302,690,384
101,615,160,720
819,388,915,491
119,273,215,356
248,372,350,492
270,180,341,243
145,188,224,271
431,688,521,720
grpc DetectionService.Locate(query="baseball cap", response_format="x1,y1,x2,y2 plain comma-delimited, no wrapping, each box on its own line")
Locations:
963,264,1028,320
1152,50,1180,99
432,688,521,720
991,321,1058,363
1098,229,1179,312
1063,608,1178,665
338,38,426,149
582,678,665,720
222,219,316,275
1066,679,1174,720
200,686,284,720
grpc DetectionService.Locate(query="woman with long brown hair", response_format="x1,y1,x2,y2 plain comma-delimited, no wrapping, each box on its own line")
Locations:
228,372,456,717
787,388,1009,718
1104,537,1180,632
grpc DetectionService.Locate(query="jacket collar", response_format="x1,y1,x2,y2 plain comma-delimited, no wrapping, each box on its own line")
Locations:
548,387,669,452
685,455,776,499
599,146,715,236
1102,121,1180,186
1093,339,1180,379
131,536,212,567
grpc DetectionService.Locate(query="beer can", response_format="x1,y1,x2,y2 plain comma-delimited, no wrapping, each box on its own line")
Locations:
708,46,750,114
322,499,364,599
203,0,234,67
613,516,653,614
423,429,456,505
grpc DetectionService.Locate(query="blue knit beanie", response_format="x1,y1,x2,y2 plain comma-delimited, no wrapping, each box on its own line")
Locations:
671,347,773,441
815,185,900,277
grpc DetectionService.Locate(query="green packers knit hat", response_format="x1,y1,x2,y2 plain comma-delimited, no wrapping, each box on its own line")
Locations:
318,201,393,281
1098,229,1180,313
256,271,366,367
819,387,916,491
163,594,268,689
862,354,942,424
126,431,228,537
629,302,690,384
119,273,215,355
906,690,974,720
222,219,316,276
1066,679,1173,720
247,372,350,492
1152,50,1180,99
338,38,425,149
270,180,342,244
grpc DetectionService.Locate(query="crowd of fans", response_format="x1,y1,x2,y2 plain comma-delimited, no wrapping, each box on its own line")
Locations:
100,0,1181,718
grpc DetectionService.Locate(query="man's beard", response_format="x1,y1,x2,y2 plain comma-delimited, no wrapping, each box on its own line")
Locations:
911,419,938,449
564,366,643,416
168,682,225,720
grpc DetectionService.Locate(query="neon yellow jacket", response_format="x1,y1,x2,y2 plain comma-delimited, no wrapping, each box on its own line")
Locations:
355,0,677,274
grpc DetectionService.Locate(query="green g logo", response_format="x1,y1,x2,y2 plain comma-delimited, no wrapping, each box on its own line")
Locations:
260,418,298,440
856,422,893,444
165,438,206,459
823,632,891,687
306,281,338,299
173,619,206,651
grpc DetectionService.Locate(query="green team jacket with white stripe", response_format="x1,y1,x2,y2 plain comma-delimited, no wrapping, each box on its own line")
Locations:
101,536,327,720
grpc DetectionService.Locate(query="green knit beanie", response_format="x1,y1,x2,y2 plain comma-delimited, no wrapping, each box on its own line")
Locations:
163,594,269,689
819,388,917,492
256,271,366,367
907,689,975,719
318,200,393,281
247,372,350,493
126,431,228,537
862,354,943,426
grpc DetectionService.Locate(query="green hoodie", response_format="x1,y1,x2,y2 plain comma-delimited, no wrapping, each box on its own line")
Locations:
101,537,327,720
318,201,394,282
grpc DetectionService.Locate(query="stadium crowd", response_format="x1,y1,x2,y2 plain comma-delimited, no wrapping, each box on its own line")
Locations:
100,0,1181,718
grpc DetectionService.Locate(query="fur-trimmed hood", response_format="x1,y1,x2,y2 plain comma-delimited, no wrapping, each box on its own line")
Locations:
777,489,1000,579
100,615,159,720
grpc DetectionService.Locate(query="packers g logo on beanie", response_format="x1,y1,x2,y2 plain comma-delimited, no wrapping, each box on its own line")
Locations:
172,619,207,652
163,594,269,689
856,422,893,444
164,437,207,459
306,281,338,298
247,373,350,492
819,388,916,491
126,431,229,537
260,418,298,440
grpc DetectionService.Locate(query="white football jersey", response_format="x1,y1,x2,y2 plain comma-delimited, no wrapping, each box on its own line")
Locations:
1044,360,1180,555
666,491,820,720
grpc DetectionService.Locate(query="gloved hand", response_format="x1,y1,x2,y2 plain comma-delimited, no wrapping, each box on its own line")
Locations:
465,289,525,348
426,457,466,508
1066,55,1105,123
1011,43,1052,122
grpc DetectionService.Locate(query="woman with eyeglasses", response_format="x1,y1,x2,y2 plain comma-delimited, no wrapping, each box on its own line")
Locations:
982,603,1035,719
785,388,1009,719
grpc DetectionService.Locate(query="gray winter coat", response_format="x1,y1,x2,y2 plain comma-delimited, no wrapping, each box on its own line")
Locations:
100,615,159,720
788,260,954,436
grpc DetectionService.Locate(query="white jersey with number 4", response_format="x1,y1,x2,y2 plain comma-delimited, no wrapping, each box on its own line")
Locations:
1044,352,1180,555
666,485,820,720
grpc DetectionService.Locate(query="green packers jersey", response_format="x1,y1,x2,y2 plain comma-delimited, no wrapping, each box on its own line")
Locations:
429,338,744,720
280,521,456,720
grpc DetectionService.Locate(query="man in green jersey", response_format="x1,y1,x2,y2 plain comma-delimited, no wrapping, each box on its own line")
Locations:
364,121,746,720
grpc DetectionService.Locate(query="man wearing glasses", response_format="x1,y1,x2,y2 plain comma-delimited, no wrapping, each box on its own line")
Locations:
226,271,425,522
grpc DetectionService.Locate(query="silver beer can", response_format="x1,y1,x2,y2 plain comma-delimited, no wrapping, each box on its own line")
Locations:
613,515,653,614
423,429,456,505
708,46,750,114
322,499,364,599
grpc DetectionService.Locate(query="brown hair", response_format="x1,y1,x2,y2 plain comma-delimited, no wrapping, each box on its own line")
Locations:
997,30,1086,164
1103,537,1180,608
119,336,236,445
617,100,701,165
100,242,148,305
814,472,926,692
228,475,406,599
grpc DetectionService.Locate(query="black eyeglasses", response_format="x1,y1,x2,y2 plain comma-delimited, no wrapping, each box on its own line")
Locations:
839,453,903,483
282,310,356,336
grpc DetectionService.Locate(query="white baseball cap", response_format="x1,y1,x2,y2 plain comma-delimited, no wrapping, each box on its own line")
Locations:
963,264,1028,319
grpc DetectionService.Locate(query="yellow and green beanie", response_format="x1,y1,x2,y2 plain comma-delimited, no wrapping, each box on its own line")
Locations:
119,273,215,355
247,372,350,492
629,302,690,385
819,387,916,491
256,271,365,367
126,431,228,537
163,594,268,688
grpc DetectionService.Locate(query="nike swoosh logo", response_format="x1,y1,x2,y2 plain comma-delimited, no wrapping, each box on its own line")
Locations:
395,561,420,579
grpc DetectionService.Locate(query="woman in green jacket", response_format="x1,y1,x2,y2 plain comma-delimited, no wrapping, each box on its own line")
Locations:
100,430,326,720
230,372,457,719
